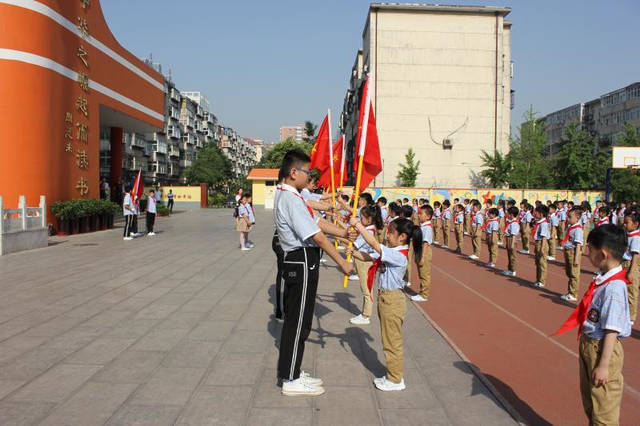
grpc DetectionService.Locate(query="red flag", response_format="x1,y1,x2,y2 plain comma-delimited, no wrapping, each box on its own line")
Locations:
131,170,144,203
310,114,330,173
317,136,346,189
353,77,382,191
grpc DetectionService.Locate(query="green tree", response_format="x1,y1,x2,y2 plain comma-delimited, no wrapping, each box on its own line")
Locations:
257,138,312,168
610,124,640,201
553,123,597,189
508,106,553,188
303,121,318,143
479,150,511,188
396,148,420,187
184,144,233,189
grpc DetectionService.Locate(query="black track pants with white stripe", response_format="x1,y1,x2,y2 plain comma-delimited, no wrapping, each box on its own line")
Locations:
123,215,133,237
278,247,320,381
271,233,285,318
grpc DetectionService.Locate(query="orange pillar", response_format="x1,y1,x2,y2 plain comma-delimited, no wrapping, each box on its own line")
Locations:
200,184,208,208
110,127,123,203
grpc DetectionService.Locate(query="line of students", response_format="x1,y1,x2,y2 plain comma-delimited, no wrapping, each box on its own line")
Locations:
122,186,157,240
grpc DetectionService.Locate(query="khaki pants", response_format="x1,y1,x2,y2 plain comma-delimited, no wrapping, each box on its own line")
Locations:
579,335,624,426
454,224,464,251
506,236,516,272
434,218,441,244
417,245,432,299
471,227,481,257
584,225,591,248
354,258,373,317
534,239,549,284
464,214,471,234
549,226,557,257
378,289,406,383
564,248,581,298
498,218,505,243
558,221,566,243
622,259,639,322
442,220,450,247
521,223,530,251
487,232,498,264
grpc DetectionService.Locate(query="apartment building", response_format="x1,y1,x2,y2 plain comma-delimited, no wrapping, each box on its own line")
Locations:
541,82,640,156
99,68,257,185
280,125,307,142
339,3,513,187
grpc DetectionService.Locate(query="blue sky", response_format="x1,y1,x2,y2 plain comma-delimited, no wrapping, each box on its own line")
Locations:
102,0,640,142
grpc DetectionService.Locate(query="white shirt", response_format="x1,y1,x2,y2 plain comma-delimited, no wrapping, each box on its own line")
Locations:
563,224,583,250
504,220,520,237
582,265,631,339
484,218,499,234
624,231,640,261
147,197,157,214
274,183,320,253
369,245,409,291
123,193,133,216
420,221,433,245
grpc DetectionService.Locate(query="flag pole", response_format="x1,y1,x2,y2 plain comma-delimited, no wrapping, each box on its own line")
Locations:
342,75,372,288
327,109,337,226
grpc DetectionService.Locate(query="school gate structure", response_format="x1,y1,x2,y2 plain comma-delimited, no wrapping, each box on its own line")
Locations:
0,0,165,211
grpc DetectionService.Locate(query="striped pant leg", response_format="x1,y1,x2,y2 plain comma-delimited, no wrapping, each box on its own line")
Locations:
277,247,320,381
123,215,132,237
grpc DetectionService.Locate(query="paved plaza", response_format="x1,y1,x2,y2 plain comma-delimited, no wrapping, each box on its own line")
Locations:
0,208,514,425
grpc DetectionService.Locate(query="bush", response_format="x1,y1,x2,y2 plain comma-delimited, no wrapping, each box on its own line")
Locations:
51,199,120,219
157,204,170,216
207,192,227,208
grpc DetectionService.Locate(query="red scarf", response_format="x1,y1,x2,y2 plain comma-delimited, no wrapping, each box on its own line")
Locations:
367,248,409,301
278,187,314,217
531,219,548,239
597,217,609,227
503,219,517,234
482,218,498,231
561,224,582,246
552,268,629,338
454,212,464,224
629,230,640,238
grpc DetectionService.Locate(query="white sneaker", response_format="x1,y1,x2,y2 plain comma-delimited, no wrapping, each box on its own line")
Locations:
546,256,556,261
557,247,564,251
241,247,252,251
374,377,406,391
123,237,133,241
441,245,449,249
486,262,495,268
282,378,325,396
464,232,470,236
501,270,513,277
560,293,577,302
532,281,545,288
300,371,323,386
319,258,327,264
404,281,411,287
410,294,428,302
519,250,530,255
147,232,156,236
433,242,441,246
468,255,479,260
350,314,370,325
349,275,360,281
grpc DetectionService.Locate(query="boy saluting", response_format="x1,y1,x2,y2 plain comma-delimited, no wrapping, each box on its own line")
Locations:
275,149,355,397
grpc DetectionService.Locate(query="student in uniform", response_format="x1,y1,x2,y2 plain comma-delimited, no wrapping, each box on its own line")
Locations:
453,203,465,253
432,201,442,245
623,209,640,323
275,150,355,397
497,200,506,246
167,189,174,214
532,204,551,288
349,206,385,324
463,199,472,235
272,175,286,322
560,207,584,302
547,203,559,261
236,193,253,251
469,200,484,260
483,208,500,268
502,206,520,277
411,204,433,302
581,201,592,243
596,206,611,227
553,224,631,426
383,202,402,244
377,197,389,224
441,200,452,249
348,217,423,391
557,200,568,249
122,185,134,241
145,189,157,236
519,202,533,254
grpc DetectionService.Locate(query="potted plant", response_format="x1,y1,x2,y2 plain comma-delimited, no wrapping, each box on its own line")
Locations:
51,201,71,235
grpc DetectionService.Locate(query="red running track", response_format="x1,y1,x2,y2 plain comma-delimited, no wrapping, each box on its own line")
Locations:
408,235,640,425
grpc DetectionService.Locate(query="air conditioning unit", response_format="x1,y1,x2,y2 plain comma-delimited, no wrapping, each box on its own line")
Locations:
442,138,453,149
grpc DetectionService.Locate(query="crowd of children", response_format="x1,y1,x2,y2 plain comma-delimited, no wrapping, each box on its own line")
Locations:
268,149,639,423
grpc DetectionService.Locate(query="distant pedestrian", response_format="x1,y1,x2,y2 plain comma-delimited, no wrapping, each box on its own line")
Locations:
167,189,174,213
145,190,157,236
236,193,253,251
123,185,134,241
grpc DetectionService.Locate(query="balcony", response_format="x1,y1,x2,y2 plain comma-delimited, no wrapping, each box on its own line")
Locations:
168,145,180,157
183,134,196,145
170,88,181,102
180,159,192,168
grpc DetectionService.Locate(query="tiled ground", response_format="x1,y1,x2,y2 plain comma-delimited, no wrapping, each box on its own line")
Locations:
0,208,515,425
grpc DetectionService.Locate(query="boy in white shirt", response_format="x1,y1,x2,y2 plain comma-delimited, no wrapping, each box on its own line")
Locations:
145,190,157,236
122,186,134,240
502,206,520,277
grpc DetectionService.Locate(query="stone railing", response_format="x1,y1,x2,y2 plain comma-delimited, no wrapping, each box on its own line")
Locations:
0,195,48,255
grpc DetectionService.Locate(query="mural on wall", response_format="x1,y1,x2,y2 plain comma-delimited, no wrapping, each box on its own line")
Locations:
340,187,604,204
